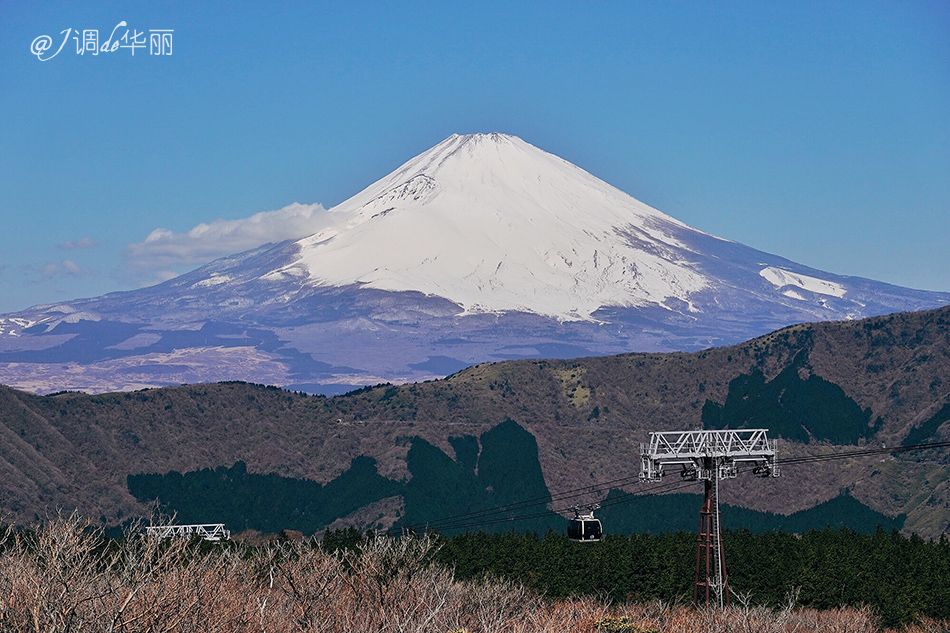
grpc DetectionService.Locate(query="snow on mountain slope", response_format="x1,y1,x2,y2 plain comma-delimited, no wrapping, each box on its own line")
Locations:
271,133,711,320
0,132,948,395
759,266,847,298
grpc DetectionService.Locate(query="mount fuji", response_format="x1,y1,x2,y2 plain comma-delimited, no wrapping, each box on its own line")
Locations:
1,133,948,394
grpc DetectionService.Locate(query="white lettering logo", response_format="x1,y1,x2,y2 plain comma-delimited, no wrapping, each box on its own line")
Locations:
31,22,173,60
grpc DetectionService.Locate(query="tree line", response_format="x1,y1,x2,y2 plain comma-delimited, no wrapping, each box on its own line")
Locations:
389,526,950,628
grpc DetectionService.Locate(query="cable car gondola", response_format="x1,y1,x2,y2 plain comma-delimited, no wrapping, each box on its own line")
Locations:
567,504,602,542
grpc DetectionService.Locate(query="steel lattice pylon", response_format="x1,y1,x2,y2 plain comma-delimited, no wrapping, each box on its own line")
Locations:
145,523,231,542
640,429,779,607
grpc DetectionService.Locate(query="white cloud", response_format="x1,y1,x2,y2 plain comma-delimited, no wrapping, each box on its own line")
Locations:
58,237,99,250
35,259,89,279
153,270,181,283
123,202,330,274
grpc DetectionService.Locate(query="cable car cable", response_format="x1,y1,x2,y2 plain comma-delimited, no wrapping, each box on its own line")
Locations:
385,437,950,536
775,439,950,466
387,472,646,534
412,478,699,534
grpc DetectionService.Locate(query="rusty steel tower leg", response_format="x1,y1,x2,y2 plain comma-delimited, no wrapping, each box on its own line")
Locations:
694,477,712,606
694,458,729,608
713,459,729,608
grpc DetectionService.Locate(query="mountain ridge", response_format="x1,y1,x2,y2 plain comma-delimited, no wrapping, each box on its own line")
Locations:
0,133,947,394
1,305,949,537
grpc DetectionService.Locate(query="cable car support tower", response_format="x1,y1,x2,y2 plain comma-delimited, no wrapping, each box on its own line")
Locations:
640,429,779,608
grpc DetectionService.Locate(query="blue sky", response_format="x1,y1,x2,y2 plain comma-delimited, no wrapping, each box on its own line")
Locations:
1,1,948,313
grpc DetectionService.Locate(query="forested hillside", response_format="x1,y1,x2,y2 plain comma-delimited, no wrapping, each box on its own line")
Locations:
1,306,949,536
434,526,950,627
125,419,900,538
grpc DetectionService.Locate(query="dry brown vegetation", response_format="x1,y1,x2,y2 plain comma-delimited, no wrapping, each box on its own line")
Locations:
1,515,946,633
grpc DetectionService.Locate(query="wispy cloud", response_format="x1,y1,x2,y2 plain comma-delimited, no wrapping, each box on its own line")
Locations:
57,237,99,250
123,202,329,282
20,259,94,281
44,260,82,277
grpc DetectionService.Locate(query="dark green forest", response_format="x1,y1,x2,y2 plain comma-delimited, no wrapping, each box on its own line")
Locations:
903,402,950,447
128,457,403,535
702,351,881,444
128,418,563,535
130,419,901,538
426,527,949,627
597,489,903,534
310,525,950,627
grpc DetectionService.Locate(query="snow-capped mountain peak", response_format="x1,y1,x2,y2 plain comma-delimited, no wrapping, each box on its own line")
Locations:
2,132,948,396
274,133,710,320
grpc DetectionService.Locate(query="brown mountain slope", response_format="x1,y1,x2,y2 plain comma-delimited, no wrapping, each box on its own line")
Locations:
1,306,949,535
